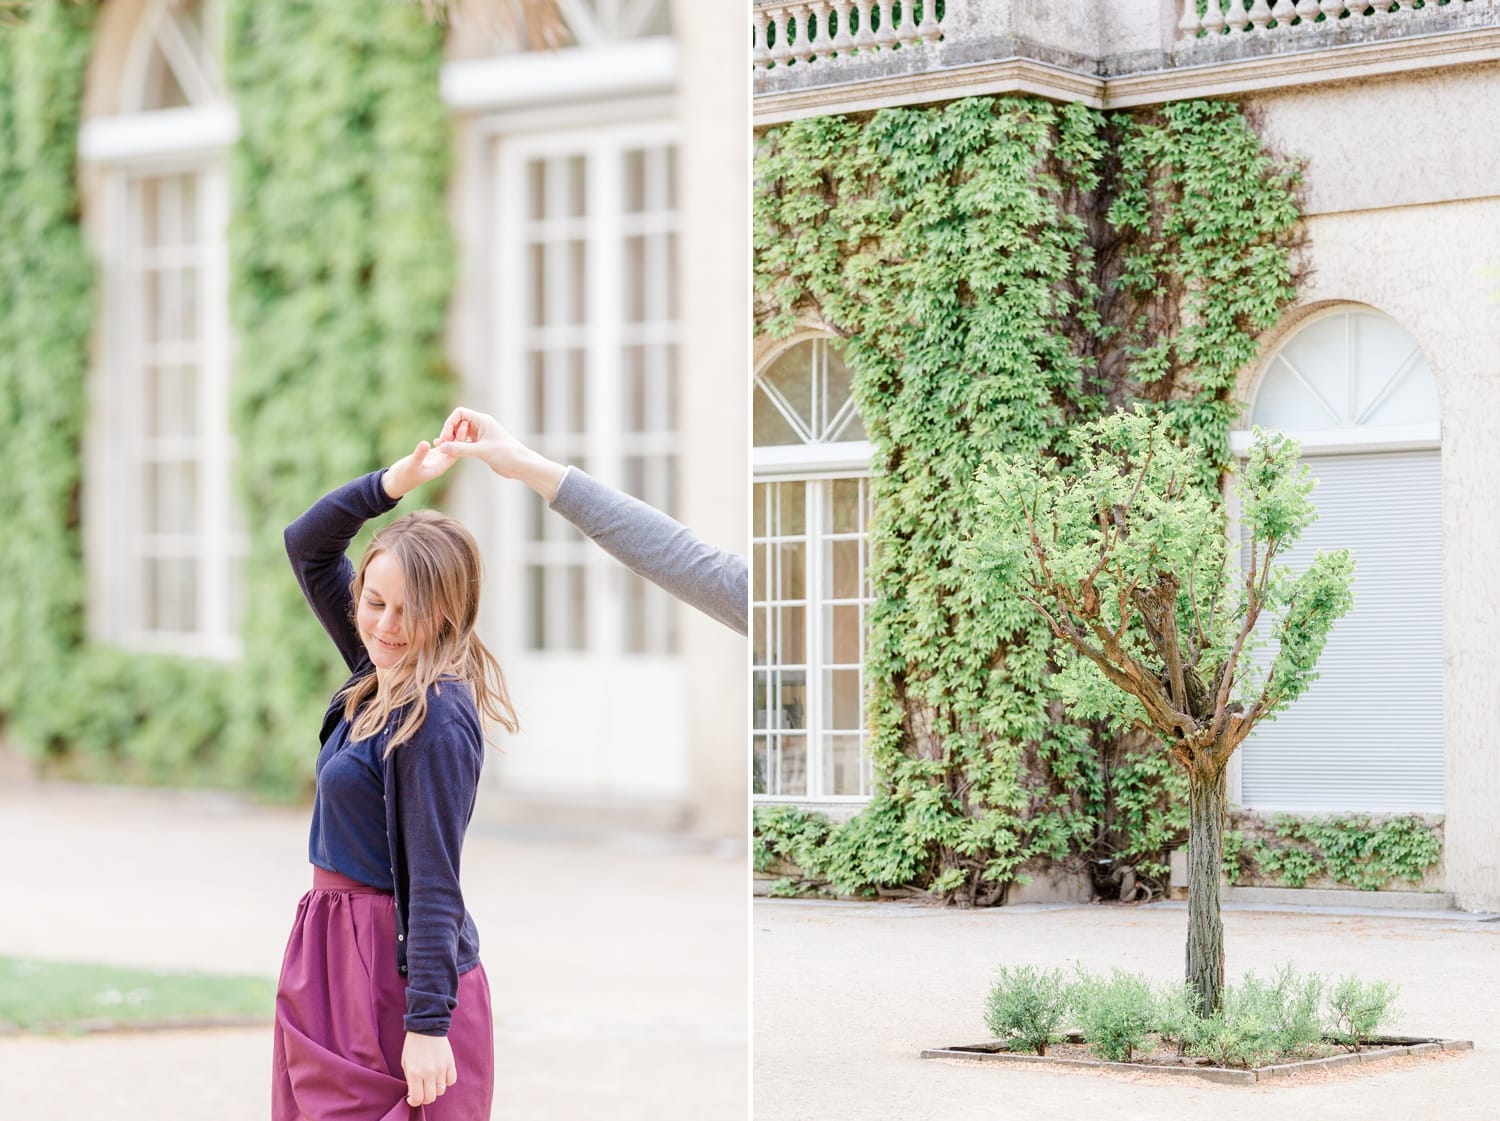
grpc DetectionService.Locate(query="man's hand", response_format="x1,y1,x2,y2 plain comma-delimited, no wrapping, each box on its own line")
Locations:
435,406,566,502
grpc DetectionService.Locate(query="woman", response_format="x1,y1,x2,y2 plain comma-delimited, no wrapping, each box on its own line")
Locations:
274,437,514,1119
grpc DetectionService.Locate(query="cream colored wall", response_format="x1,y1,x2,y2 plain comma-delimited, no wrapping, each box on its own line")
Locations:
673,0,749,840
1238,71,1500,909
1247,65,1500,217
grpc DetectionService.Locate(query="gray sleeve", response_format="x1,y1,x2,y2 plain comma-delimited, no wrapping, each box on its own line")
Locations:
548,467,749,636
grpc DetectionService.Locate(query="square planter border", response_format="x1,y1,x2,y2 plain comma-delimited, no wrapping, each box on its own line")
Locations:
920,1033,1474,1085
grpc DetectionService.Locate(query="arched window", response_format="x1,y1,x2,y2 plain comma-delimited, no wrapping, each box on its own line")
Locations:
1231,309,1442,813
753,337,874,801
80,0,241,657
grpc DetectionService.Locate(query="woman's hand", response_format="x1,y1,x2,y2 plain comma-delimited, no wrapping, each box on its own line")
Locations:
382,438,457,500
401,1031,458,1107
434,406,567,503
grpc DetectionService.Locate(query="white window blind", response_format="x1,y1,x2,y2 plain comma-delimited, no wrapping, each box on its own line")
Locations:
1237,450,1444,812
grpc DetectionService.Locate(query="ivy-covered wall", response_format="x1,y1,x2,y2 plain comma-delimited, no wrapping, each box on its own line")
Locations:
0,0,453,796
753,97,1316,903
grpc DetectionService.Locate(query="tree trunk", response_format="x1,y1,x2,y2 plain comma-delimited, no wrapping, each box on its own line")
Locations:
1185,760,1228,1016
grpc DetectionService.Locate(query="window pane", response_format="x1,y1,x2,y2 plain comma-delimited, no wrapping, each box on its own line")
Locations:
828,604,861,665
527,244,545,327
753,384,803,447
527,160,546,221
831,478,865,534
760,345,814,436
830,538,862,600
565,154,586,219
776,483,805,537
776,605,806,667
753,670,772,730
825,735,867,797
145,556,198,632
146,462,199,534
753,735,770,795
777,542,806,601
777,733,808,796
146,365,198,440
527,566,546,650
824,668,862,730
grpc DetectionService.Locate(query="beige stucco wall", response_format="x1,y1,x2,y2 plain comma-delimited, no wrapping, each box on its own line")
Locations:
1239,69,1500,911
673,0,750,840
1248,65,1500,217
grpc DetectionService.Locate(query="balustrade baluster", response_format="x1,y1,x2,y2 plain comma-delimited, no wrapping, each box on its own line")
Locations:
1227,1,1251,30
1294,0,1320,20
1202,1,1227,32
788,2,814,64
852,0,877,50
1318,0,1346,19
873,0,898,48
1267,0,1296,26
915,0,942,40
1179,0,1203,37
770,6,797,66
1248,0,1274,28
808,0,833,58
830,0,856,52
753,7,772,68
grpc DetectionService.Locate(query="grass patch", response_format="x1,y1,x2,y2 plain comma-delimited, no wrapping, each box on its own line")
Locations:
0,955,274,1033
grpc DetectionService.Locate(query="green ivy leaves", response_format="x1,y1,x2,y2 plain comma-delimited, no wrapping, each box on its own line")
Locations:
0,2,454,796
753,95,1307,902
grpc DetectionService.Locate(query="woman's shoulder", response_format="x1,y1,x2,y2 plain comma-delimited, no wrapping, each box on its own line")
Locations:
420,677,483,735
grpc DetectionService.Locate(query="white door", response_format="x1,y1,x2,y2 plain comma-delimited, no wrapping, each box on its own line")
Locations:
484,121,687,805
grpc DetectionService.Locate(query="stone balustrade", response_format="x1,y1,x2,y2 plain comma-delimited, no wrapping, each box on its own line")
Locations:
1178,0,1471,41
752,0,945,71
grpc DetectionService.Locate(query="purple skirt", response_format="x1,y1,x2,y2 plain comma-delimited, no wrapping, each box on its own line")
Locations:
272,867,494,1120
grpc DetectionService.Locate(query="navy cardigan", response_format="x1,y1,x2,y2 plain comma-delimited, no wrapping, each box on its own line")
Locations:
285,469,484,1037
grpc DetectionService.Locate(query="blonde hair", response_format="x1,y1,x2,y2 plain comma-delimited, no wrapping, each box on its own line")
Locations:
340,509,518,753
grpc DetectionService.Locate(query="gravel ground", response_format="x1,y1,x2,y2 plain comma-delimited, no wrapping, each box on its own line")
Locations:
754,897,1500,1120
0,784,748,1121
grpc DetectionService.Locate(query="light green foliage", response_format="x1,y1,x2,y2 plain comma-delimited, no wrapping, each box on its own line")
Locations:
1185,966,1330,1067
754,96,1307,902
0,2,453,795
1073,968,1156,1062
984,965,1072,1056
223,0,454,793
1326,974,1399,1051
968,411,1354,755
1232,815,1442,891
1153,980,1205,1050
987,963,1391,1068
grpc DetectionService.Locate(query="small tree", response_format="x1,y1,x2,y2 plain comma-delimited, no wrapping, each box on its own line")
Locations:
965,408,1354,1015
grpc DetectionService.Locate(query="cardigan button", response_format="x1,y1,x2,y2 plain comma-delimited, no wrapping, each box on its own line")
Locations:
398,934,404,941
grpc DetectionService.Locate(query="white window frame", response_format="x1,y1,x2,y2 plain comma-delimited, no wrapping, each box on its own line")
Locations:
753,335,876,804
1226,306,1443,811
81,0,242,659
486,114,683,658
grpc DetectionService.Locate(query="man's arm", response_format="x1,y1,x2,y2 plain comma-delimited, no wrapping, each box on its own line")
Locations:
436,407,748,635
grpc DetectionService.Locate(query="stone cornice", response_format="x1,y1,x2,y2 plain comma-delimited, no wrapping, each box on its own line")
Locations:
754,24,1500,126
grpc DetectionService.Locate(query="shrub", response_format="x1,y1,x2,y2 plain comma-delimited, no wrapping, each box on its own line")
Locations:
1154,980,1204,1053
1183,966,1324,1068
1073,969,1155,1062
984,965,1072,1056
1326,975,1399,1051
